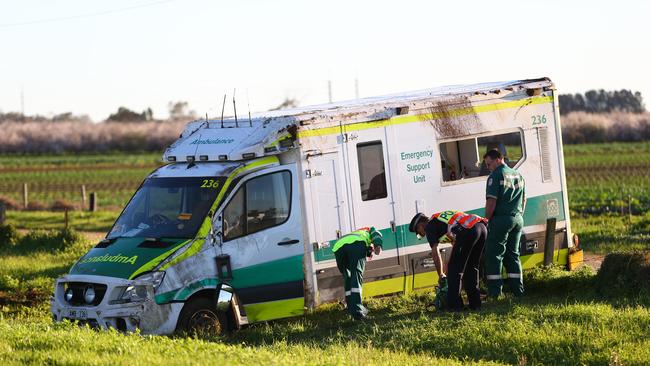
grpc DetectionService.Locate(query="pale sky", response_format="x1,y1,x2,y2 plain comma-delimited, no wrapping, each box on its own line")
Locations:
1,0,648,121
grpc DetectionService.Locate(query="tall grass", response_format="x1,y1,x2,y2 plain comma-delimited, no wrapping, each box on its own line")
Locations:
561,112,650,144
0,121,187,154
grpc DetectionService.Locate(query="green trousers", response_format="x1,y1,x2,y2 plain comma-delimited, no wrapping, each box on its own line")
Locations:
334,241,368,319
485,214,524,297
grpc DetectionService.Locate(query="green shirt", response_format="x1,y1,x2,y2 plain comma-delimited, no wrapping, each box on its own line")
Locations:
486,164,525,216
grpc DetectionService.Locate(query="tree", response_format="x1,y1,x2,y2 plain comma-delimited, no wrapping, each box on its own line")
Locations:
167,101,196,120
270,97,299,111
559,89,645,115
107,107,153,122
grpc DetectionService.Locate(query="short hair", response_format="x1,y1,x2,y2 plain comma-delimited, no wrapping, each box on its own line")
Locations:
483,149,503,160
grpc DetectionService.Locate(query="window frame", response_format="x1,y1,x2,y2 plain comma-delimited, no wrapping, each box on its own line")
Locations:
221,169,293,242
438,128,526,186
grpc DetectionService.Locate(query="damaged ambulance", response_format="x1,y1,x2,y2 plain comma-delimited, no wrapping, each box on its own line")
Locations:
51,77,573,334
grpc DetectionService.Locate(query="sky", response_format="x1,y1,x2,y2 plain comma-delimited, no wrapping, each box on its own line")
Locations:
1,0,649,121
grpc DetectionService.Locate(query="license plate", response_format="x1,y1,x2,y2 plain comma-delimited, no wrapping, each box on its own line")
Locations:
66,309,88,320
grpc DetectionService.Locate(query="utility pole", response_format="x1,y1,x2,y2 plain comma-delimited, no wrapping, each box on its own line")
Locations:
20,87,25,122
355,77,359,99
328,80,332,103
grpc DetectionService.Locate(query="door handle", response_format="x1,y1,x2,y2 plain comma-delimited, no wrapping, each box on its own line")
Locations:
277,239,300,246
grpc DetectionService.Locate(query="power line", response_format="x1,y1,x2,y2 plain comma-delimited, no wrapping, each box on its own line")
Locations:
0,0,178,28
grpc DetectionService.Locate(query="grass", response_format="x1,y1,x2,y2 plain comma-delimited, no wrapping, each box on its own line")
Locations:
564,141,650,214
4,210,118,232
570,212,650,254
1,262,649,365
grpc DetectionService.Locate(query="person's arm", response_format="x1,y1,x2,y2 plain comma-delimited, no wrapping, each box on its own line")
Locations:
485,172,499,221
485,198,497,221
430,244,445,279
522,191,527,213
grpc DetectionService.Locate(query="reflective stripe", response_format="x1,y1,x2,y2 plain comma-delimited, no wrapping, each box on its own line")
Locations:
507,273,522,278
345,291,351,296
486,274,502,280
350,288,362,293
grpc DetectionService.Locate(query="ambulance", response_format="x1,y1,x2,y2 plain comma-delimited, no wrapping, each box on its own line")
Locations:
51,77,572,334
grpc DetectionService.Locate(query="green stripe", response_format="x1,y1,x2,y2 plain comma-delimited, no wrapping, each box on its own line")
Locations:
230,254,304,289
315,191,566,262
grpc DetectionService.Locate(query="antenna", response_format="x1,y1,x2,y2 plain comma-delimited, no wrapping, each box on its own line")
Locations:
220,94,226,128
233,88,238,128
247,89,252,127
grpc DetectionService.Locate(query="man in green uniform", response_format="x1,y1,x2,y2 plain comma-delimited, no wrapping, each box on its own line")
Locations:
483,149,526,298
332,227,383,320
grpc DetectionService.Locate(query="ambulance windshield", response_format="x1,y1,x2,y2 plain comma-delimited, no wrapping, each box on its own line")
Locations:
107,176,226,239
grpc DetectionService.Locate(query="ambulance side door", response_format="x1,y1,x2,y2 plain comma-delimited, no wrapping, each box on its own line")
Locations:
216,163,305,322
342,125,405,295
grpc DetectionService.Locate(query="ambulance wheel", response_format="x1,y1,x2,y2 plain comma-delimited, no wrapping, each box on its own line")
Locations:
177,297,229,335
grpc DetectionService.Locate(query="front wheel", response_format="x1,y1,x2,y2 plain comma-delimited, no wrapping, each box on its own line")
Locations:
176,297,229,336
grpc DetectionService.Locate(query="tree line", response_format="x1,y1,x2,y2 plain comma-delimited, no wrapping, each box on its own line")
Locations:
559,89,645,115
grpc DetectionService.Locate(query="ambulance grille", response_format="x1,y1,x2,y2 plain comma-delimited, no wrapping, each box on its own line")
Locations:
538,127,552,182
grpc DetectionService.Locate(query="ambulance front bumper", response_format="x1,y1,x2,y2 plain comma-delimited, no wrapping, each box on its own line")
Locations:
50,274,181,334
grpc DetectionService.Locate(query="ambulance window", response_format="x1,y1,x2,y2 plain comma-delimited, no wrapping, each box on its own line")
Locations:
223,188,245,240
439,131,524,182
477,132,523,172
246,171,291,234
357,141,387,201
223,170,292,241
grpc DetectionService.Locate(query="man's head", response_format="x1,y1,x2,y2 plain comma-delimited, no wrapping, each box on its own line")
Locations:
483,149,504,172
408,213,429,239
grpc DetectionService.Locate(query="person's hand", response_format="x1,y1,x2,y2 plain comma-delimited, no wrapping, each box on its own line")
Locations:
374,245,382,256
438,276,448,288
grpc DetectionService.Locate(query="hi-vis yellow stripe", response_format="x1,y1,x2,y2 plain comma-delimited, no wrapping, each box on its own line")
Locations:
297,95,553,138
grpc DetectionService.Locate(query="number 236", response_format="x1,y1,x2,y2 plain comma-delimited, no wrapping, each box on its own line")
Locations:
531,115,547,125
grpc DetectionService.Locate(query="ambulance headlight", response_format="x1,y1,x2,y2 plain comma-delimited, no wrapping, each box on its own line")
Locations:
65,288,74,302
135,271,166,290
83,285,96,304
119,285,148,303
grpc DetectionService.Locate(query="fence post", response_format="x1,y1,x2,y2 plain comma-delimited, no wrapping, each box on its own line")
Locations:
81,185,87,209
628,195,632,224
89,192,97,212
23,183,28,209
0,203,5,225
64,209,69,229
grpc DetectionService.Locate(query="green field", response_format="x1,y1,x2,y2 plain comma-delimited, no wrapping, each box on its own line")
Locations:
0,153,161,210
1,143,650,364
1,236,648,365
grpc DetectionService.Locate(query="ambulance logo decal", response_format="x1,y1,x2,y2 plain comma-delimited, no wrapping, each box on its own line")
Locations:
546,199,560,217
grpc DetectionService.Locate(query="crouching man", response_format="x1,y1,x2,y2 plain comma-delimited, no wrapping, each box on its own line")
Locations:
409,211,487,311
332,227,383,320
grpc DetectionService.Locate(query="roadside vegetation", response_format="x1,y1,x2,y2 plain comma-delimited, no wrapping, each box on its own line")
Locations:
0,136,649,363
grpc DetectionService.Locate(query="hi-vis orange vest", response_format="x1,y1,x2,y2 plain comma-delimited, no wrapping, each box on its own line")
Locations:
431,210,485,243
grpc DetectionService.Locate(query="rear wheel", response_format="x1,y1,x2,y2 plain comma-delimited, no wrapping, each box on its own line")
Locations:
176,297,229,336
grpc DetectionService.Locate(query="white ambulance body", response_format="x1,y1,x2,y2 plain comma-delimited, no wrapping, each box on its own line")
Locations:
51,77,571,334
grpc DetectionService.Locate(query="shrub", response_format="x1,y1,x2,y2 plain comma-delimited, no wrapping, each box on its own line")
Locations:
595,251,650,304
16,228,84,253
0,224,19,247
50,200,77,212
26,200,47,211
0,196,22,210
0,274,20,290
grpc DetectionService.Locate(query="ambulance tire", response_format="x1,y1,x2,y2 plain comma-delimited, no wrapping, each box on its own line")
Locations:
177,296,229,335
